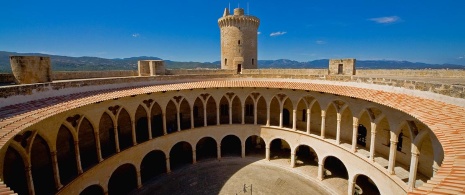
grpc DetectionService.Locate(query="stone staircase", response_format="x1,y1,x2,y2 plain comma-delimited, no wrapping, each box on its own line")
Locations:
0,180,16,195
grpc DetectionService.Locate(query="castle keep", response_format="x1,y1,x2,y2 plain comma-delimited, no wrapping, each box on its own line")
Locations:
218,8,260,72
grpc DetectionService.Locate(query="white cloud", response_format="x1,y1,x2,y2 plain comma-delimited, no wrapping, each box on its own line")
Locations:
316,40,326,45
132,33,140,38
369,16,401,24
270,31,287,37
458,56,464,59
257,32,261,35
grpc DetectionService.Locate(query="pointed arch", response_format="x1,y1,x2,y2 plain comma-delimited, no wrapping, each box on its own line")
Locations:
256,96,267,125
165,100,177,133
244,95,254,124
56,125,78,185
282,98,293,128
31,134,55,194
135,105,149,143
219,96,229,124
310,100,322,136
117,108,133,151
79,117,99,170
206,96,217,126
151,102,164,137
99,111,117,159
193,97,204,128
3,146,28,195
269,97,280,126
231,96,242,124
179,98,191,130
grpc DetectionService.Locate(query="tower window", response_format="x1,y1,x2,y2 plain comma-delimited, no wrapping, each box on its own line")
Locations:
238,40,241,45
225,58,227,65
252,59,255,65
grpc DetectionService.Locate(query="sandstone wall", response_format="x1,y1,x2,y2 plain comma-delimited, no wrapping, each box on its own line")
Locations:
166,69,236,75
357,69,465,77
242,69,327,75
53,70,138,80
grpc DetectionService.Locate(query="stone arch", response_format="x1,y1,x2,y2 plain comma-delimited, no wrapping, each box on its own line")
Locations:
78,117,99,171
295,97,310,131
256,96,267,125
117,108,133,151
99,111,117,159
56,124,78,185
31,134,55,195
244,95,254,124
282,98,293,128
196,137,218,161
135,105,149,143
193,97,204,128
80,184,104,195
206,96,217,126
140,150,166,183
245,135,265,157
108,163,138,195
269,138,291,160
269,96,280,126
3,146,29,195
294,144,318,167
310,100,322,136
219,96,229,124
165,100,177,133
357,110,372,149
221,134,242,157
374,116,391,161
354,174,381,195
150,102,164,137
231,96,242,124
179,98,191,130
339,106,353,146
169,141,193,170
324,102,338,139
322,155,348,180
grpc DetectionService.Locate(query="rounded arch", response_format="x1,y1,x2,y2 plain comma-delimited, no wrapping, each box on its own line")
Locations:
150,102,164,137
3,146,29,195
135,105,149,143
78,117,99,171
80,184,104,195
117,108,133,151
140,150,167,183
31,134,56,195
99,111,117,159
108,163,138,195
322,156,348,180
294,144,318,167
196,137,218,161
221,134,242,157
56,124,78,185
354,174,381,195
169,141,193,170
245,135,265,157
269,138,291,160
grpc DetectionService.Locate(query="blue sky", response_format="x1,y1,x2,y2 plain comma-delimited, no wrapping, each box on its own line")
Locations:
1,0,464,65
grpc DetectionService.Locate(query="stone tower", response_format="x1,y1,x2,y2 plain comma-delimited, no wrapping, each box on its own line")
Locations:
218,7,260,72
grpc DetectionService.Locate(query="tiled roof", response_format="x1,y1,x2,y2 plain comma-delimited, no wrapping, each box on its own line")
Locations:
1,79,464,194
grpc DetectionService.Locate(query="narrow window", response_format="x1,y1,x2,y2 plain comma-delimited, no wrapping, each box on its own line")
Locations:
238,40,241,45
225,58,227,65
397,132,404,151
252,58,255,65
357,124,367,147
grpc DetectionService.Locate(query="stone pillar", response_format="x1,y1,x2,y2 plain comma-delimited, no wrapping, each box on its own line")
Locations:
266,104,270,126
94,130,103,162
369,122,376,161
114,124,120,152
131,119,137,145
279,106,283,128
292,109,297,130
306,108,311,134
75,141,83,174
388,140,398,175
166,158,171,173
190,108,194,129
408,152,420,191
433,162,440,176
162,112,167,135
242,105,245,125
320,110,326,138
351,117,359,152
265,147,270,161
348,179,355,195
318,163,324,180
25,166,35,195
192,150,197,164
216,106,220,125
136,170,142,188
50,151,63,190
290,153,296,168
241,144,246,158
254,101,258,125
229,105,233,125
217,145,222,160
176,109,181,131
147,115,153,139
336,113,341,144
203,103,208,127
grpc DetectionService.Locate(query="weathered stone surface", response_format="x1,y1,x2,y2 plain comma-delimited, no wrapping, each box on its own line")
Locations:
10,56,52,84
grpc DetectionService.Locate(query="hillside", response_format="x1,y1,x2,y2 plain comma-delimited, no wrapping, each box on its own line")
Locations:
1,51,464,73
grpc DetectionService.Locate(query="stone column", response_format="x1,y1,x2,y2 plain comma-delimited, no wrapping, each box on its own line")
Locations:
408,152,420,191
433,162,440,176
162,112,167,135
266,104,270,126
166,158,171,173
266,147,270,161
292,109,297,130
50,151,63,190
279,105,283,128
290,152,296,168
131,119,137,145
254,101,258,125
216,106,220,125
192,150,197,164
114,124,120,152
147,115,153,139
369,122,377,161
136,170,142,188
388,140,398,175
320,110,326,138
242,105,245,125
75,141,83,174
348,179,355,195
317,163,324,180
190,108,194,129
203,102,208,127
336,113,341,144
217,145,222,160
306,108,311,134
176,109,181,131
25,166,35,195
351,117,359,152
94,130,103,162
241,144,246,158
229,105,233,125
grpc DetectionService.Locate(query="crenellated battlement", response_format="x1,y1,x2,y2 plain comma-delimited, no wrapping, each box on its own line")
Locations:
218,15,260,28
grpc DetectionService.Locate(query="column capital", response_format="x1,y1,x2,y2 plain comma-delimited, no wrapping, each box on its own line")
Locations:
411,152,420,157
390,140,398,145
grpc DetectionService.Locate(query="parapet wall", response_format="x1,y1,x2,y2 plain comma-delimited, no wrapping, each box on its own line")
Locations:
357,69,465,77
242,69,327,75
165,69,236,75
53,70,138,80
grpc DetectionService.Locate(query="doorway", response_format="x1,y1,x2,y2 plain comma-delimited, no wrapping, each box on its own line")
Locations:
237,64,242,74
338,64,343,74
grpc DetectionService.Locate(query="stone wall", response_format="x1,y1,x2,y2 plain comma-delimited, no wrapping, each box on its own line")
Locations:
53,70,138,80
0,74,15,84
165,69,236,75
329,59,356,75
356,69,465,77
242,69,327,75
10,56,52,84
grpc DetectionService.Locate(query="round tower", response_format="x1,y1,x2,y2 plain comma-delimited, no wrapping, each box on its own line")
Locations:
218,7,260,72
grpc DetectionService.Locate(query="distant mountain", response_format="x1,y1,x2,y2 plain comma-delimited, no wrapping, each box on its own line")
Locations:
1,51,464,73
